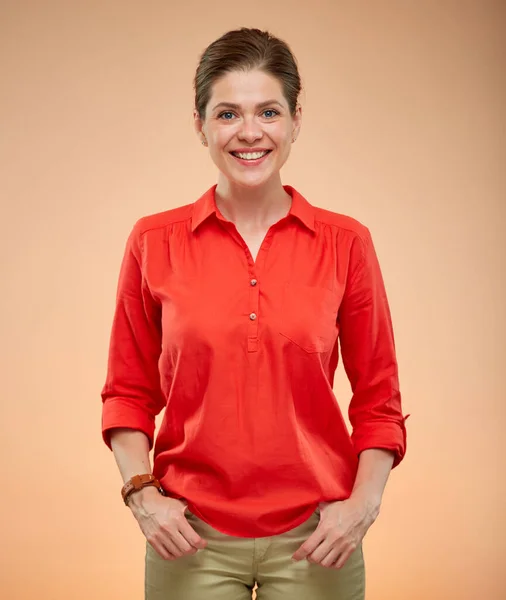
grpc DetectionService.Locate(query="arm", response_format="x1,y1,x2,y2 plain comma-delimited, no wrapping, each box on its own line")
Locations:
101,221,165,452
101,223,207,557
292,234,407,565
109,428,162,508
299,447,397,566
349,448,395,516
109,427,207,557
110,427,152,483
338,227,409,499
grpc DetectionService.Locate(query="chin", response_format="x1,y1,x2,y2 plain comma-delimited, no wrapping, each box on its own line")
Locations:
227,170,277,189
236,177,269,188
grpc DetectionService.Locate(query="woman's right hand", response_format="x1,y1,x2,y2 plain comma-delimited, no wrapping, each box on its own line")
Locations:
127,487,208,560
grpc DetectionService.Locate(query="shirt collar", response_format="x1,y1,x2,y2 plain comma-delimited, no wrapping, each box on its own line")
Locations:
191,184,316,233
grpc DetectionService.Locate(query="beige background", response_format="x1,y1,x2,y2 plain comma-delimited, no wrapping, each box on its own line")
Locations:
1,1,505,599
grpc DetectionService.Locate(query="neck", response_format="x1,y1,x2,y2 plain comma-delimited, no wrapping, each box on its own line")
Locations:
215,174,292,231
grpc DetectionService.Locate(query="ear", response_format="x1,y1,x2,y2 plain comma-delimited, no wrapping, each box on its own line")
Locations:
194,109,206,143
292,103,302,141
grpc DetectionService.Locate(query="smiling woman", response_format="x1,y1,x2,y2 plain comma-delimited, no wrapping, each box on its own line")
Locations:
195,68,300,198
101,27,408,600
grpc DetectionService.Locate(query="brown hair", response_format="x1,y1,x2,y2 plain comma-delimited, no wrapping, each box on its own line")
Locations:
194,28,302,120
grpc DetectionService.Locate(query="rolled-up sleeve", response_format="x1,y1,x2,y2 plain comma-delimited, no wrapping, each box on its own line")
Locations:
100,221,165,451
338,227,409,468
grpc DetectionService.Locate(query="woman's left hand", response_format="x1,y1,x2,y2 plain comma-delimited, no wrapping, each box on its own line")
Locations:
291,496,380,569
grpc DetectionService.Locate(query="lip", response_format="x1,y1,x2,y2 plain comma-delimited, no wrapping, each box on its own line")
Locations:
229,148,273,167
230,148,273,153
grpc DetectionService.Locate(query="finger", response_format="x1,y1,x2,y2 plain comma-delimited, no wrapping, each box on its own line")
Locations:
147,538,177,561
155,531,186,558
168,528,200,556
292,530,325,561
178,517,208,550
307,540,339,565
333,547,354,569
318,547,341,568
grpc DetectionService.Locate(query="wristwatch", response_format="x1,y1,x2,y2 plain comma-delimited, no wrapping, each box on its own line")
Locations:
121,474,166,506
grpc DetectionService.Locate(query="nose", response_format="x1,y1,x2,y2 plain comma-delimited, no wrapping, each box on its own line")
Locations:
237,115,263,143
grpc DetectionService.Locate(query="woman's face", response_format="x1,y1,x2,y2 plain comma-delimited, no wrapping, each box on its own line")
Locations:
195,69,301,189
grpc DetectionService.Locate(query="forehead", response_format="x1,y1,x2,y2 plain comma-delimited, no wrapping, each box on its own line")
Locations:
209,69,286,106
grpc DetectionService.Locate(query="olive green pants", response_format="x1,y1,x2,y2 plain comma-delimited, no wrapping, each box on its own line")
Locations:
145,508,365,599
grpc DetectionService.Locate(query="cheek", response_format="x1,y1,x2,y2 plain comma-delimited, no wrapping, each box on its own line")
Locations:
272,128,292,152
271,124,292,145
212,128,237,150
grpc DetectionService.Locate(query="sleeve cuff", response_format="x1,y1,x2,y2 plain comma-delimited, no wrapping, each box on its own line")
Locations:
352,414,410,469
101,398,156,451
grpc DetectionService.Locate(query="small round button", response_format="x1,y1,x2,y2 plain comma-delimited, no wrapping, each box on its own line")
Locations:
249,313,257,320
250,279,257,286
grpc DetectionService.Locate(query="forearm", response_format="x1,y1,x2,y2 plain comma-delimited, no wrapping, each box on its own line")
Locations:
349,448,395,514
109,427,152,484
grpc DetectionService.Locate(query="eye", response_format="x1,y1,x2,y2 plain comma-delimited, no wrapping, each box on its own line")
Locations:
263,109,279,118
218,111,235,120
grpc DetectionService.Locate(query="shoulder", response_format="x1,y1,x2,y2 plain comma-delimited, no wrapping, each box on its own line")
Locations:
309,204,377,266
132,203,193,237
312,205,371,241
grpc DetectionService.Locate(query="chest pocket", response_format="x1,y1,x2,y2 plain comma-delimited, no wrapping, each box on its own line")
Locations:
278,282,338,353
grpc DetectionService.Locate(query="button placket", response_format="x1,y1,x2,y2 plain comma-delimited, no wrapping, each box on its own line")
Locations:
248,276,259,352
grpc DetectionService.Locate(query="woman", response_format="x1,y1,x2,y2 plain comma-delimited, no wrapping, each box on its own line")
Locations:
101,27,409,600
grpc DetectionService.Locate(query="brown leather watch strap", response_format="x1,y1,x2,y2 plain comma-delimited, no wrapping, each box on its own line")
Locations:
121,474,165,506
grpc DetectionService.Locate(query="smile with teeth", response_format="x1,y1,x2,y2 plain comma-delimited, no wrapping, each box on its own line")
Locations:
231,150,271,160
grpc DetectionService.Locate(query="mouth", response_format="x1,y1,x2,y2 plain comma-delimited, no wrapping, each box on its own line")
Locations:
229,149,273,165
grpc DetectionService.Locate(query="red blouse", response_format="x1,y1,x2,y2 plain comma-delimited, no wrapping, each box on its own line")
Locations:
101,184,409,538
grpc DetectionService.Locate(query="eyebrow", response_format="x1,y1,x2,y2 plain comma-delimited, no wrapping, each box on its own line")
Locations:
211,100,284,112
